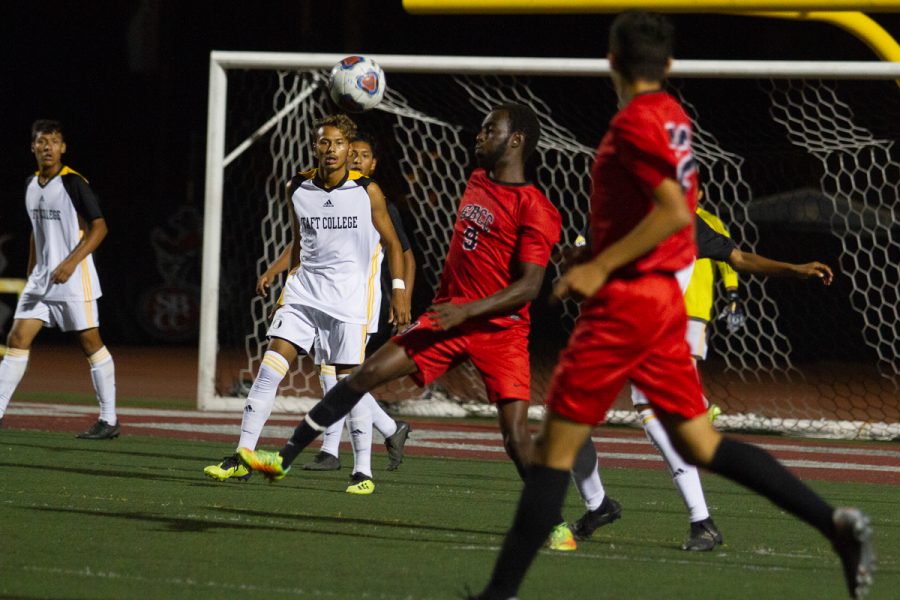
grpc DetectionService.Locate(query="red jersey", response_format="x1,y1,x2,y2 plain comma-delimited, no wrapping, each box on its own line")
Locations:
590,91,698,277
434,168,562,328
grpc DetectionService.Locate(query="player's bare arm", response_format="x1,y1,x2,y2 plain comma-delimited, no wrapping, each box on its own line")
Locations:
728,249,833,285
368,181,410,327
555,177,692,301
403,249,416,296
257,246,292,297
51,217,107,284
429,261,545,331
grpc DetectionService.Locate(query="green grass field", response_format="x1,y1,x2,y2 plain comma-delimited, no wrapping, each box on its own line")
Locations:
1,430,897,599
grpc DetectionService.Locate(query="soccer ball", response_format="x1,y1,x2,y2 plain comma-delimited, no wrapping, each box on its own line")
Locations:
328,55,386,113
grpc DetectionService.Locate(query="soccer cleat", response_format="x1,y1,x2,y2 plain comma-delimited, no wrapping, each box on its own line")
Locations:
570,496,622,540
384,420,411,471
302,451,341,471
76,419,120,440
682,517,724,551
546,522,577,551
346,472,375,495
203,453,252,482
237,447,289,482
707,403,723,423
832,508,875,599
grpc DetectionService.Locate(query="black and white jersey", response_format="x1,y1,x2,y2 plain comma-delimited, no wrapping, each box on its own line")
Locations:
282,168,381,325
22,166,103,301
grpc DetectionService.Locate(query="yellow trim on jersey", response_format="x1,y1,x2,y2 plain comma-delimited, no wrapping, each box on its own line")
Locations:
365,243,381,327
360,324,369,364
297,168,366,182
320,364,336,377
34,166,89,183
685,208,739,321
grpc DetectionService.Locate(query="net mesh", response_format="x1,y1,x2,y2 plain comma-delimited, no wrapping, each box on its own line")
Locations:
214,65,900,439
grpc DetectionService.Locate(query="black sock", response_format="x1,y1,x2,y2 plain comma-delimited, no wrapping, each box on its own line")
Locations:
710,437,835,538
480,465,570,598
279,379,365,468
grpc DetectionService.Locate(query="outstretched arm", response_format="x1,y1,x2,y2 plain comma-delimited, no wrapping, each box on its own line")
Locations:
429,261,546,330
728,249,833,285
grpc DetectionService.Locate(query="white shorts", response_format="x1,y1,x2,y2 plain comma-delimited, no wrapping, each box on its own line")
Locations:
268,303,367,366
685,318,709,360
15,296,99,333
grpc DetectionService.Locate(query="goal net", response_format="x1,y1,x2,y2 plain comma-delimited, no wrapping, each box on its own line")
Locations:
201,53,900,440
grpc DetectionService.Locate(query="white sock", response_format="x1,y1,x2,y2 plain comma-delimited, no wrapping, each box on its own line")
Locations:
238,351,289,450
348,402,373,477
88,347,116,425
0,348,30,417
571,435,606,511
318,367,344,457
363,393,396,438
638,405,710,522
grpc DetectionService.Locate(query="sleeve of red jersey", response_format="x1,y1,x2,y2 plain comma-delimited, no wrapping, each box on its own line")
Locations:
516,194,562,267
614,116,677,191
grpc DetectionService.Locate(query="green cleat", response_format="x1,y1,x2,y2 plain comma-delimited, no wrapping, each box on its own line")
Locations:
546,522,577,552
237,447,289,482
707,403,722,424
204,453,251,482
346,472,375,495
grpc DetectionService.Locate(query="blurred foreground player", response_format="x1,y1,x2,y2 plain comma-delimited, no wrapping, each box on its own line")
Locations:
472,12,873,599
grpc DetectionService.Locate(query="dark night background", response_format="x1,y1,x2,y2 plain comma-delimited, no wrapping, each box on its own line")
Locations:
1,1,897,345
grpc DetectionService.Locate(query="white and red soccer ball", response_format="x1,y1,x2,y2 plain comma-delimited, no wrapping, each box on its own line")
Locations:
329,55,386,113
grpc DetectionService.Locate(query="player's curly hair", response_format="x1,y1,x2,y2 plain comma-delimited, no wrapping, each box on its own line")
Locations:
494,103,541,160
313,114,358,142
609,11,674,83
31,119,64,141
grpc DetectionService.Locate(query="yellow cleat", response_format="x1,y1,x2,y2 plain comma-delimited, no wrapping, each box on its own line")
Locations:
707,403,723,424
237,447,288,482
547,522,577,551
204,454,251,481
346,472,375,495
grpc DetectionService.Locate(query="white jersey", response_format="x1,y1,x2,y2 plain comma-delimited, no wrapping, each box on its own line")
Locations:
22,166,103,302
282,169,381,325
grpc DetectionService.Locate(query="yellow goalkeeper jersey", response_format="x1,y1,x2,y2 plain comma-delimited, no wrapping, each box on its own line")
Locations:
684,208,738,321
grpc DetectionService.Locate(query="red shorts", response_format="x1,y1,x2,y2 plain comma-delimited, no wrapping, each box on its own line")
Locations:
547,273,705,425
392,313,531,403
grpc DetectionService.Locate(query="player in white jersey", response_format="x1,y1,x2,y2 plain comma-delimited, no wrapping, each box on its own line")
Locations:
203,114,410,483
304,134,416,494
0,120,118,439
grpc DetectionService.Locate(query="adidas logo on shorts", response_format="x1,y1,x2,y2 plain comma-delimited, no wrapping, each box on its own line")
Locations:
322,198,334,207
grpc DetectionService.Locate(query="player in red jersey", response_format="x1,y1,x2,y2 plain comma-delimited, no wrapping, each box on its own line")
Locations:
472,12,874,600
238,104,570,536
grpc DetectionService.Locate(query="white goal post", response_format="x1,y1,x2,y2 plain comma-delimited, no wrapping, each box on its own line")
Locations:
201,52,900,439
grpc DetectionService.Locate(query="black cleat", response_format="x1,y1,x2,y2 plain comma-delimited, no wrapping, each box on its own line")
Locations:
385,420,411,471
682,517,724,551
302,451,341,471
832,508,875,599
570,496,622,540
76,419,120,440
